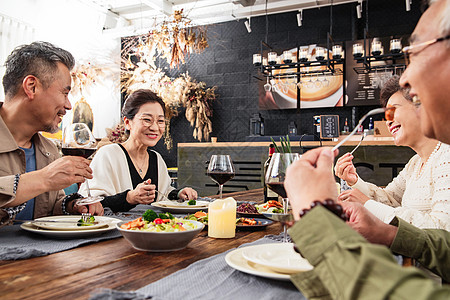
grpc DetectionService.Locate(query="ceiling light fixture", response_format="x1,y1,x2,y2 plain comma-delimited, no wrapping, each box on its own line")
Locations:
297,10,303,27
405,0,411,11
356,1,362,19
245,17,251,33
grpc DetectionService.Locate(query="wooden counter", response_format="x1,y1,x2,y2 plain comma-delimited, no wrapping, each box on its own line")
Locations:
178,135,396,148
177,135,415,197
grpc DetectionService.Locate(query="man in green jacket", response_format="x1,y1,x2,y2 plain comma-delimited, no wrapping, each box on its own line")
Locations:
286,0,450,298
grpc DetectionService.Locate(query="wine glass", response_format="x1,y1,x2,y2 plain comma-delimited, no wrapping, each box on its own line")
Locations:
62,123,103,205
264,153,300,242
207,155,235,199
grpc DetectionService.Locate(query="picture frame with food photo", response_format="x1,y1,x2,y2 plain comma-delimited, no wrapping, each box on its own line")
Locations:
258,46,344,110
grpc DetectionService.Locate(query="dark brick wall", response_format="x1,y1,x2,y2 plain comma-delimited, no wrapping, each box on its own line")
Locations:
150,0,422,167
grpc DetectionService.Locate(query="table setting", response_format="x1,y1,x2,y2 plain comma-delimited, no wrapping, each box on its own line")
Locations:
1,188,315,300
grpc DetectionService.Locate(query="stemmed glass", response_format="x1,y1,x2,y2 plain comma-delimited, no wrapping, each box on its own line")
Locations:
264,153,300,242
62,123,103,205
207,155,235,199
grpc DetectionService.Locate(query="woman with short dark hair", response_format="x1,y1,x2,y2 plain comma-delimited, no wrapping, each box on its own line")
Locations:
335,75,450,230
79,89,197,212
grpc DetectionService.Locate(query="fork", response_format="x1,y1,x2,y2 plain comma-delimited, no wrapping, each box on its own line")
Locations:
350,132,366,155
155,189,184,203
332,107,390,152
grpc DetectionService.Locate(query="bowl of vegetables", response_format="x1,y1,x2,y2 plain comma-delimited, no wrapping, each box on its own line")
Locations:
117,209,204,252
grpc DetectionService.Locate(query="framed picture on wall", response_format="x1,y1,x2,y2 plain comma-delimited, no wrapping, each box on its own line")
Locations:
258,45,344,110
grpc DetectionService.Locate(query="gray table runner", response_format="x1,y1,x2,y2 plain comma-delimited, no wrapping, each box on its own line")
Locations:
90,236,304,300
0,205,145,261
0,224,123,260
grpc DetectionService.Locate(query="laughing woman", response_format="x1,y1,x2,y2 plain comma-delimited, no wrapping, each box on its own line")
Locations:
78,89,197,212
334,76,450,230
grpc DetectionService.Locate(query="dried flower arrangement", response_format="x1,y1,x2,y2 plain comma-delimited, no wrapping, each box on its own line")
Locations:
122,9,209,69
120,59,216,148
71,61,117,97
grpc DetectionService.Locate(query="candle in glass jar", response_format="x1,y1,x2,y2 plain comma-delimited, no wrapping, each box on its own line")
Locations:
315,47,325,60
268,52,277,65
283,51,293,63
371,40,382,55
253,54,262,66
208,197,236,238
332,45,342,59
299,48,308,62
390,39,402,53
353,43,363,57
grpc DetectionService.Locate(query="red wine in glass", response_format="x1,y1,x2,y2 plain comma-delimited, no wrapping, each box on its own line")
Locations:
265,152,300,242
207,155,235,199
267,182,287,199
208,172,235,185
62,123,103,205
62,147,96,159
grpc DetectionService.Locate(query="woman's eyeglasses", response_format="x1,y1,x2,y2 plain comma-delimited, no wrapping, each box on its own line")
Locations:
139,116,166,128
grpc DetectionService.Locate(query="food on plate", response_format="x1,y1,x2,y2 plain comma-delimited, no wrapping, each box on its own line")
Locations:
255,200,284,213
120,216,197,232
236,217,260,226
236,203,259,214
120,209,196,232
143,209,174,222
77,215,96,226
186,211,208,225
188,199,196,205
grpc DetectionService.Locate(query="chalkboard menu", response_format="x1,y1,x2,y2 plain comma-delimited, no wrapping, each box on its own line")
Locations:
320,115,340,139
345,39,379,106
344,36,408,106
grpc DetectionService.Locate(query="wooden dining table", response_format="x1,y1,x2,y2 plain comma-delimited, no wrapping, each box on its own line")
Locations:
0,188,284,300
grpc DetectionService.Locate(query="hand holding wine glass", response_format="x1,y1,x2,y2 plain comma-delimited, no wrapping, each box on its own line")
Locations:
207,155,235,199
62,123,103,205
285,147,338,221
264,152,300,242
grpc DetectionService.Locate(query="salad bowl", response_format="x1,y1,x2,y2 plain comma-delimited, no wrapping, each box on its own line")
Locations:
116,220,204,252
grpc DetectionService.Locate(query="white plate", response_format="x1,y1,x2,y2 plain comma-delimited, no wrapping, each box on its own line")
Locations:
31,216,108,231
241,243,313,274
225,247,290,281
20,216,121,238
151,201,209,213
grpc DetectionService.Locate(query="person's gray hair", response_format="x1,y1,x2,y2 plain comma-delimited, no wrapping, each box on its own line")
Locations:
429,0,450,46
2,41,75,99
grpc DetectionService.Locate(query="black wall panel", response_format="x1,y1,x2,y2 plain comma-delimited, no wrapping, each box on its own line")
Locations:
147,0,422,167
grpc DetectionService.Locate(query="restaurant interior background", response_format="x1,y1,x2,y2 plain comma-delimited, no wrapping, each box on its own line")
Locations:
0,0,422,167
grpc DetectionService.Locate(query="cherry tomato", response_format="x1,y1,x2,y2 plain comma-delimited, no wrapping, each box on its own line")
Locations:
153,218,163,224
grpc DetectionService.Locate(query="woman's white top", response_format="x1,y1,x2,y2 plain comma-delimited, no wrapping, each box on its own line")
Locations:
78,143,173,201
351,142,450,229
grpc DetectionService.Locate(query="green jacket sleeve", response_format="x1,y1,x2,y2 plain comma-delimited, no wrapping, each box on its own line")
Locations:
288,206,450,300
390,217,450,282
